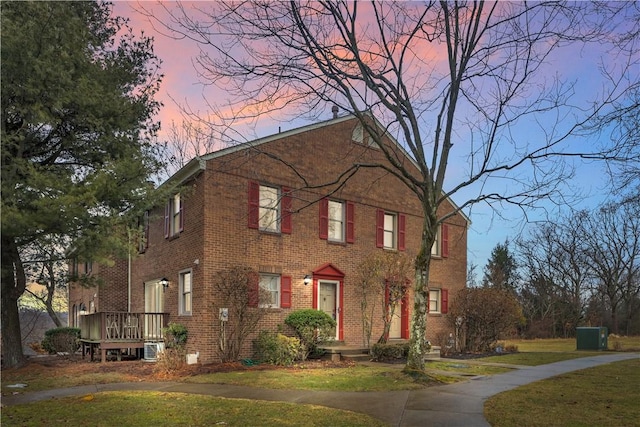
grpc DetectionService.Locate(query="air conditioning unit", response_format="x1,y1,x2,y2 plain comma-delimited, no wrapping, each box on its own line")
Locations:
144,342,165,361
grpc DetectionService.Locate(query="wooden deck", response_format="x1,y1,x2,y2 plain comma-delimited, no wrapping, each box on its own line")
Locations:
79,311,169,362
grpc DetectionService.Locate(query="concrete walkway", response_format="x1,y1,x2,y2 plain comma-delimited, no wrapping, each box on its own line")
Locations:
2,352,638,426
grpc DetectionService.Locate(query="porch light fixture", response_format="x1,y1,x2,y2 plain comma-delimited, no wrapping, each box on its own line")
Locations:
303,275,311,285
159,277,170,290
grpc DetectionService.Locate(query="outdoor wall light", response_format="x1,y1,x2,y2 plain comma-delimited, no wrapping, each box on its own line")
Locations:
159,277,170,290
303,275,311,285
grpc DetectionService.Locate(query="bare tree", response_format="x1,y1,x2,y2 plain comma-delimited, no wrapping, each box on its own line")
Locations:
356,252,385,348
20,238,70,327
212,266,267,362
582,201,640,334
516,215,593,338
165,119,222,170
356,251,413,346
143,1,639,371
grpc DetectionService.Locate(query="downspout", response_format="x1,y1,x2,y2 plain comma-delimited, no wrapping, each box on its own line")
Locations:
128,231,132,313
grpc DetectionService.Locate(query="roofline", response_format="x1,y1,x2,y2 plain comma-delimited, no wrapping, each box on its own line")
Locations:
162,113,471,225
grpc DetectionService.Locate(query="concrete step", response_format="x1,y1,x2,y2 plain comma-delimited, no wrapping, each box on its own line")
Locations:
425,345,441,359
342,353,372,362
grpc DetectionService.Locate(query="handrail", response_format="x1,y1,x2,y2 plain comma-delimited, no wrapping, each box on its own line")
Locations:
79,312,168,342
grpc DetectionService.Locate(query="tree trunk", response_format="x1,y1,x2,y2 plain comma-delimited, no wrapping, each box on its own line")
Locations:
44,267,63,327
1,235,27,368
406,266,429,371
45,305,63,328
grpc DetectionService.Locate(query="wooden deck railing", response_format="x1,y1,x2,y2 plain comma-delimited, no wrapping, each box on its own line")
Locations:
80,312,169,343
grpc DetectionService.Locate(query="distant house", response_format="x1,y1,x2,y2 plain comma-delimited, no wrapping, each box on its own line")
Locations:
68,114,469,363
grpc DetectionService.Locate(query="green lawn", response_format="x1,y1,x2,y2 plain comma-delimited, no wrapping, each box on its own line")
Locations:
501,336,640,352
1,391,387,427
485,358,640,427
185,363,510,391
3,338,638,427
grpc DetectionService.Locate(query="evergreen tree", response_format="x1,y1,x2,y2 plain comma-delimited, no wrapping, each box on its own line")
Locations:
1,1,163,368
482,240,519,292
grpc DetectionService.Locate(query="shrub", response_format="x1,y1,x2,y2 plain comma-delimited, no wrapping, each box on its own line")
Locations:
253,330,301,366
285,309,336,361
155,346,187,374
434,331,456,356
371,342,411,362
163,322,188,348
42,327,80,356
156,323,188,374
449,287,524,352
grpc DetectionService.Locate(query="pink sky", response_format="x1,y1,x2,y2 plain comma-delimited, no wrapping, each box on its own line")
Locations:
110,2,634,269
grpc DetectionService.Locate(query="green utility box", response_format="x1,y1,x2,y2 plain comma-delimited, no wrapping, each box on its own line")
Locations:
576,327,608,350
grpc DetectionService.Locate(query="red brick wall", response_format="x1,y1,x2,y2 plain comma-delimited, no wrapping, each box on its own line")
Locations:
71,116,468,363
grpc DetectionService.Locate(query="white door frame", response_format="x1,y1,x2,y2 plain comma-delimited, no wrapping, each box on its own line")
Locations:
317,279,340,340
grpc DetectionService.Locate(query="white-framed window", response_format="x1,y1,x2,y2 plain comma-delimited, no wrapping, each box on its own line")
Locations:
431,225,441,256
259,185,280,232
139,210,150,253
383,213,397,249
328,200,345,242
429,289,441,313
179,270,192,315
165,193,183,238
172,193,181,234
259,274,280,308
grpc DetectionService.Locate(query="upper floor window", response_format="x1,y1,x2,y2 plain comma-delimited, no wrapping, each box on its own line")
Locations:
179,270,192,316
164,193,183,238
319,199,355,243
383,213,396,248
376,209,405,251
248,181,292,234
431,224,449,258
138,210,150,253
260,185,279,232
71,258,79,276
328,200,344,241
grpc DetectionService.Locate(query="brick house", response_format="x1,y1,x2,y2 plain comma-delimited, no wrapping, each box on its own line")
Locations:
69,114,469,363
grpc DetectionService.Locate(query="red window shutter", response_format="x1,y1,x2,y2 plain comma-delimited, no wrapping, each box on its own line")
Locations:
319,198,329,240
281,188,292,234
401,294,409,339
376,209,384,248
384,281,390,306
179,196,184,232
164,201,170,238
247,274,260,308
346,202,355,243
442,223,449,258
442,288,449,314
248,181,259,229
312,279,318,309
280,275,292,308
339,282,344,340
398,213,406,251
